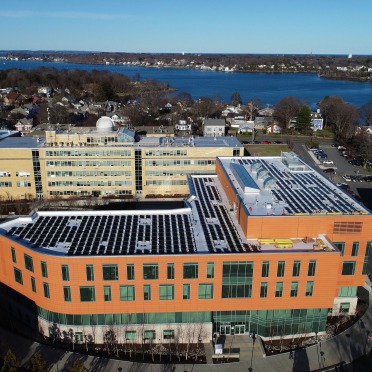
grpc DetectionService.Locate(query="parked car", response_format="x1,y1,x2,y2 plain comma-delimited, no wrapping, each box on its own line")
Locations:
323,168,335,174
242,140,249,144
274,140,283,144
363,176,372,182
342,175,351,182
338,146,346,151
262,140,271,144
336,183,349,190
322,160,334,165
317,153,328,159
348,159,363,166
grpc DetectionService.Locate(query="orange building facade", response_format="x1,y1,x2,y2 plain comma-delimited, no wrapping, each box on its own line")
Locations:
0,153,370,343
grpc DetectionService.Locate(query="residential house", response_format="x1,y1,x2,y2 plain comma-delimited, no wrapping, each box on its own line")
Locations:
203,118,226,137
15,118,33,133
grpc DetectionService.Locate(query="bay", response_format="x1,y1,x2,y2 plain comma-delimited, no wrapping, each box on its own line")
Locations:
1,60,372,108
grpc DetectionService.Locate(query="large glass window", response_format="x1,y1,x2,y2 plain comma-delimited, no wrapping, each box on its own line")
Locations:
292,261,301,277
334,242,345,256
222,261,253,298
305,281,314,297
43,282,50,299
363,242,372,275
159,284,174,300
63,286,71,302
127,264,135,280
102,264,118,280
31,276,36,292
144,330,156,340
41,261,48,278
14,267,23,284
61,265,70,281
120,285,135,301
351,242,359,257
198,284,213,299
143,264,158,280
144,285,151,301
125,331,137,340
342,261,356,276
308,260,316,277
167,263,175,280
11,247,16,263
275,282,283,297
183,284,190,300
260,282,268,298
261,261,270,277
338,286,357,297
80,286,96,302
86,265,94,281
277,261,285,277
290,282,298,297
24,254,34,272
207,263,214,279
183,263,198,279
104,286,112,302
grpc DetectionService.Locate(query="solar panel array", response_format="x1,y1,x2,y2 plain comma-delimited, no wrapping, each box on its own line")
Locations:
239,158,361,214
7,213,197,256
192,177,260,253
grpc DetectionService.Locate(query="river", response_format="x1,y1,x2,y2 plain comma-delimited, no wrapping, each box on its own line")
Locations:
1,60,372,107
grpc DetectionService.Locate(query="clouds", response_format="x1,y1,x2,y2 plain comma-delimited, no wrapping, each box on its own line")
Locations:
0,10,129,20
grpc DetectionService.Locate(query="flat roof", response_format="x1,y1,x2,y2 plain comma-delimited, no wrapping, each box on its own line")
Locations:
0,137,42,149
218,154,369,216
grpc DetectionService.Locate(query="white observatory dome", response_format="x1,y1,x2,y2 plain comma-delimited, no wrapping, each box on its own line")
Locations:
96,116,115,132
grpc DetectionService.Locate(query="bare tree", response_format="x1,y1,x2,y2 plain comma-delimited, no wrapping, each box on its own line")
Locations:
350,129,372,167
274,96,302,130
360,101,372,126
245,98,262,121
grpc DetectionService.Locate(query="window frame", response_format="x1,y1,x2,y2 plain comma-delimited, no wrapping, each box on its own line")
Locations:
261,261,270,278
80,286,96,302
61,264,70,281
198,284,213,299
102,264,119,281
11,247,17,263
183,284,190,300
277,261,285,277
159,284,174,300
127,264,135,280
143,264,159,280
120,285,135,301
24,254,34,272
290,281,298,297
308,260,316,277
351,242,359,257
14,267,23,284
292,260,301,277
305,281,314,297
43,282,50,299
144,284,151,301
260,282,268,298
86,264,94,281
342,261,356,276
63,286,72,302
167,263,175,280
183,263,199,279
41,261,48,278
104,286,112,302
207,262,215,279
275,282,283,298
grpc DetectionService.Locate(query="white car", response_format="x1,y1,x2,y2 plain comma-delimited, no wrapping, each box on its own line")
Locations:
342,175,351,182
322,160,334,165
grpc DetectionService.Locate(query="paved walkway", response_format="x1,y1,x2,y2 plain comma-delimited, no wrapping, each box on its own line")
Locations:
2,285,372,371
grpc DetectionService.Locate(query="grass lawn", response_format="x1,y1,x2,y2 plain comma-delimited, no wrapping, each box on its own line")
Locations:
245,144,290,156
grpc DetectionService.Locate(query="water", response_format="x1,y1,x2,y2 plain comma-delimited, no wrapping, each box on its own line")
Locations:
1,60,372,107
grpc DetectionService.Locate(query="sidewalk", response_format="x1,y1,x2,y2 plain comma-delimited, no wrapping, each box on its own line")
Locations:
1,287,372,371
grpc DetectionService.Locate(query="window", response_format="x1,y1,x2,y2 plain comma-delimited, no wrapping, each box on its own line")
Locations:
338,286,357,297
31,276,36,292
127,264,135,280
183,263,198,279
14,267,23,284
11,247,16,263
340,303,350,314
86,265,94,281
334,242,345,256
24,254,34,272
351,242,359,257
277,261,285,277
207,262,214,279
163,330,174,340
260,282,268,298
167,263,175,280
222,261,253,298
125,331,137,341
61,265,70,281
342,261,356,276
144,285,151,301
63,286,71,302
159,284,174,300
363,242,372,275
104,286,112,302
80,286,95,302
308,260,316,277
144,330,156,340
143,264,158,280
261,261,270,277
198,284,213,299
292,261,301,277
43,282,50,299
183,284,190,300
290,282,298,297
120,285,135,301
102,264,118,280
305,281,314,297
275,282,283,298
41,261,48,278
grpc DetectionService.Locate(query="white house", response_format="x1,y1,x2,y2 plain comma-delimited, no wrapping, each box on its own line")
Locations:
267,124,282,134
175,119,192,134
203,118,226,137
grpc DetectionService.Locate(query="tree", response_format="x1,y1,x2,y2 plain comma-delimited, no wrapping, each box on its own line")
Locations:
230,91,242,107
69,359,88,372
296,105,312,134
317,96,344,130
332,102,358,139
93,81,115,102
359,101,372,126
245,98,262,121
30,351,47,372
1,349,19,372
351,129,372,168
274,96,302,130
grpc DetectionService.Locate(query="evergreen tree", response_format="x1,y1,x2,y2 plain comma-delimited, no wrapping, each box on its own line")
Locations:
296,105,312,134
70,359,88,372
230,91,242,107
1,349,19,372
30,351,47,372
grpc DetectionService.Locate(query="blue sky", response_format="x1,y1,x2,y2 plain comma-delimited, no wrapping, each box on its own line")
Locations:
1,0,371,54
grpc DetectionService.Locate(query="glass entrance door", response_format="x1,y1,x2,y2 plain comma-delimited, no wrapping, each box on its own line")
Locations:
220,324,231,335
234,325,245,335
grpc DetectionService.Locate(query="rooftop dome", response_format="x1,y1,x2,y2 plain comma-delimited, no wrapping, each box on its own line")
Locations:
96,116,115,133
